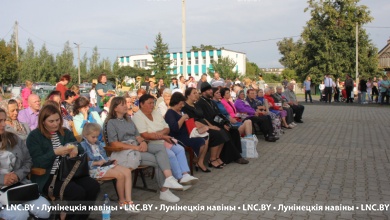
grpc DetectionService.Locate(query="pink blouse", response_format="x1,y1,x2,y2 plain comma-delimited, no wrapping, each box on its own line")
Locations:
221,98,237,119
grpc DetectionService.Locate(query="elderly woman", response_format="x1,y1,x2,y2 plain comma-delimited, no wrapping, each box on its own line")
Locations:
234,90,277,142
73,96,103,137
105,96,185,203
14,97,23,110
157,89,172,117
272,86,296,127
135,88,147,107
0,108,51,220
165,92,210,172
1,99,31,140
26,104,100,220
133,94,198,186
213,87,253,137
124,91,139,117
264,87,293,129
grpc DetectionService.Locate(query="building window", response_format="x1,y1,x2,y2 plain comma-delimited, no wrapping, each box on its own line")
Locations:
188,59,191,65
134,59,147,68
202,57,206,64
210,56,214,64
195,57,199,65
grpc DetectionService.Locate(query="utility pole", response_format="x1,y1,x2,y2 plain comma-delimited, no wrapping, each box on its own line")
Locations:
15,21,20,82
74,43,81,84
182,0,187,79
355,22,359,84
15,21,19,62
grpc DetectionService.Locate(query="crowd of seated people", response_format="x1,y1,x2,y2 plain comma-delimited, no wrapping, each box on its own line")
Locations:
0,73,305,218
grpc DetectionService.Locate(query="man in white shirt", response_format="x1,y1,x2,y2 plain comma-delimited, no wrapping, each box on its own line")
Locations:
324,74,335,103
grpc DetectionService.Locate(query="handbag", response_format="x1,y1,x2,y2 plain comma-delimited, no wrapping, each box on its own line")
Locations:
185,118,208,137
0,183,39,205
241,136,259,158
58,154,89,182
110,150,141,170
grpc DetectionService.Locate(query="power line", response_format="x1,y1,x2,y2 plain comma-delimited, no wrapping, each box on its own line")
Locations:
18,24,63,48
1,26,13,40
364,26,390,28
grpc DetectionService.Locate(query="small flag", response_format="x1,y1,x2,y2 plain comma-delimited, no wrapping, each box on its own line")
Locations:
145,45,149,50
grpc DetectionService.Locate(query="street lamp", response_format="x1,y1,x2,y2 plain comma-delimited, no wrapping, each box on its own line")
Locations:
74,42,81,84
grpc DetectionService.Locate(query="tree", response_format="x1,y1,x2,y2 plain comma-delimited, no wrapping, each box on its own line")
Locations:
56,41,76,83
148,32,173,81
277,0,379,84
211,56,238,80
0,40,18,87
19,39,39,83
191,44,221,51
246,60,261,79
281,69,298,82
88,46,101,80
37,44,56,83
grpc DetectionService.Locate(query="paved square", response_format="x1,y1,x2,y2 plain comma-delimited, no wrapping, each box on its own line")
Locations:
93,103,390,219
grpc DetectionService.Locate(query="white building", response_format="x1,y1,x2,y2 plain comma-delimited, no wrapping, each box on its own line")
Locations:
118,49,246,80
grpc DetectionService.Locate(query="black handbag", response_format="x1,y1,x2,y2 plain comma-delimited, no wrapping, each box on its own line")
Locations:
58,153,89,181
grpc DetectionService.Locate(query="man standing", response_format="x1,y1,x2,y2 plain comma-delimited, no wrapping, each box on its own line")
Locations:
210,72,225,88
283,83,305,123
344,74,354,103
197,74,208,92
18,94,41,130
324,74,334,103
178,76,187,93
282,77,289,90
303,76,313,103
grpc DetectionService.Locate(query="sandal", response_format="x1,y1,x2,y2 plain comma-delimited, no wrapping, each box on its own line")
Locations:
208,159,223,169
216,158,226,167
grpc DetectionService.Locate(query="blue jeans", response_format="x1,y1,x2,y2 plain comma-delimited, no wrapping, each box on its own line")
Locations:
361,92,366,103
166,144,190,179
0,196,51,220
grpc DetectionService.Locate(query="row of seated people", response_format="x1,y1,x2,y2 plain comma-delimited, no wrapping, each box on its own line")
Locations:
0,81,304,219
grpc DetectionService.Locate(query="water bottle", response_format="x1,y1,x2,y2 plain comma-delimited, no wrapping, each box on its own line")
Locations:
102,194,111,220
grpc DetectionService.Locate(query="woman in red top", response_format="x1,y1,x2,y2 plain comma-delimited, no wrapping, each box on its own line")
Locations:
56,74,71,101
264,87,293,129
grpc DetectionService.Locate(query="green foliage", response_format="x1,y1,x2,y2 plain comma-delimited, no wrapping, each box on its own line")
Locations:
0,40,18,84
277,0,379,85
245,60,260,78
56,41,76,84
262,73,282,83
191,44,222,51
148,32,173,81
210,56,238,80
281,69,298,82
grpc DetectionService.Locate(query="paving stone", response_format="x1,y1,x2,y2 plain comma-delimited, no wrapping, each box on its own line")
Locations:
101,104,390,220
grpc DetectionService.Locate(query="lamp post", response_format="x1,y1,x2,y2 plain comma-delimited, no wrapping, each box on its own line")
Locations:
182,0,187,79
74,42,81,84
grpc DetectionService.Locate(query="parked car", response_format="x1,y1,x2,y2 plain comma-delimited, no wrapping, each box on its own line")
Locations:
32,82,56,92
79,82,92,93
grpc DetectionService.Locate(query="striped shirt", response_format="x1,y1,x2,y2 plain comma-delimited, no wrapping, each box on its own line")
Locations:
50,132,62,174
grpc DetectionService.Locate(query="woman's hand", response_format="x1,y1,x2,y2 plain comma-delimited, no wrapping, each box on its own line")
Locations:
54,146,74,156
138,141,148,152
209,125,220,131
230,117,238,124
81,107,88,119
181,114,189,121
3,172,19,186
162,135,173,144
69,147,78,158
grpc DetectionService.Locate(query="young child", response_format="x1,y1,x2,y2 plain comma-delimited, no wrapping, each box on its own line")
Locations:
80,123,139,213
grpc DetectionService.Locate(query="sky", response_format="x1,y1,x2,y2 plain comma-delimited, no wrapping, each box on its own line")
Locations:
1,0,389,69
